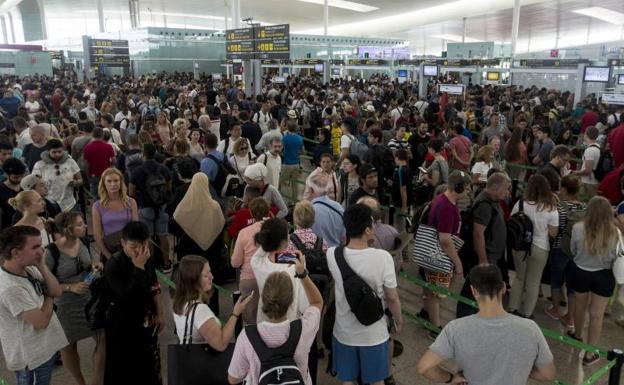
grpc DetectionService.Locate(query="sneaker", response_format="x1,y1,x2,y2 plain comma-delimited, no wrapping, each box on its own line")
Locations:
544,306,560,321
392,340,404,358
559,316,574,329
567,330,581,341
417,309,430,321
583,353,600,366
161,263,173,274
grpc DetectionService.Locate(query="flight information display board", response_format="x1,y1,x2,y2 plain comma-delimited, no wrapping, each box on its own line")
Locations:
226,24,290,60
88,39,129,67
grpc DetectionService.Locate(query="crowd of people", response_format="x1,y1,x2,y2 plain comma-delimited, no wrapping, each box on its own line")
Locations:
0,69,623,385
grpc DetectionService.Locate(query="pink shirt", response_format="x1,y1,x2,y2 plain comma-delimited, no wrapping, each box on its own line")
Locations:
228,307,321,385
448,135,471,171
231,221,263,281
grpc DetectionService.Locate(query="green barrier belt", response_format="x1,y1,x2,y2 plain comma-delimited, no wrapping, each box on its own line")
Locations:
302,137,320,145
399,272,608,357
506,163,537,171
155,269,233,298
579,359,616,385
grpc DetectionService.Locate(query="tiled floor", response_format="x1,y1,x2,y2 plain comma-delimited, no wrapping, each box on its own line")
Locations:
2,262,624,385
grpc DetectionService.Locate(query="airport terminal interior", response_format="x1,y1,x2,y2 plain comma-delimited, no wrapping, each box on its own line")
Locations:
1,0,624,385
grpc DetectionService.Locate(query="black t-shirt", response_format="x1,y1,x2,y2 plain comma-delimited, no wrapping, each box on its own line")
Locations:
392,165,413,208
408,133,430,170
130,160,172,208
348,186,380,206
0,183,19,230
472,191,506,263
22,143,47,170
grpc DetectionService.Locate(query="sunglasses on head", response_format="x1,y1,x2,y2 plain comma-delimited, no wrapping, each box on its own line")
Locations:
54,164,60,176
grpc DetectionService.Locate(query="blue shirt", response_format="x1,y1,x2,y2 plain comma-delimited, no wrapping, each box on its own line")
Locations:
200,150,225,197
462,127,473,140
311,195,345,247
282,132,303,165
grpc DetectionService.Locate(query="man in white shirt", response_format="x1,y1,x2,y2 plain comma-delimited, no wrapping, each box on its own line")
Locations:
255,118,282,154
14,117,31,149
252,101,272,134
304,153,340,202
326,203,403,385
114,104,131,123
257,137,282,188
0,226,68,383
574,125,601,198
81,98,99,123
217,123,250,156
198,114,220,142
32,139,82,212
389,99,404,128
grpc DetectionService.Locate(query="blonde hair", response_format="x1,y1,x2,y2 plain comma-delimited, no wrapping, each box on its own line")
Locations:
293,200,315,228
476,145,495,163
583,196,618,256
8,190,40,212
98,168,129,208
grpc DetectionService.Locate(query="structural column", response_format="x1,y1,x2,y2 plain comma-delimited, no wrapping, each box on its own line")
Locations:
323,0,330,83
37,0,47,40
97,0,105,32
510,0,520,59
7,12,15,43
0,16,7,44
462,17,467,43
229,0,240,28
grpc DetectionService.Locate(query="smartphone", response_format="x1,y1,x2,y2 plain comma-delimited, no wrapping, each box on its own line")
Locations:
276,252,298,264
84,271,100,284
242,290,254,301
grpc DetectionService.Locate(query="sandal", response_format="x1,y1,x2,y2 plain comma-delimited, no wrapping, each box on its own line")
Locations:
583,353,600,366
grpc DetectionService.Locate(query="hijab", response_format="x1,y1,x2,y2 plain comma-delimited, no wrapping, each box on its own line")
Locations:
173,173,225,250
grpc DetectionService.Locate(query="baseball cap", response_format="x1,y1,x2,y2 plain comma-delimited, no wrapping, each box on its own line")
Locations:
244,163,268,181
358,164,377,179
20,174,42,191
365,105,375,113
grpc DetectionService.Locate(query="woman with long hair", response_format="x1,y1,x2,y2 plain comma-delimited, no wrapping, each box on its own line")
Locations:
339,154,361,208
10,190,54,247
188,129,205,162
92,168,138,260
229,137,256,178
172,255,252,350
568,196,619,365
471,145,495,185
505,126,528,180
508,174,559,318
47,212,104,385
156,111,173,147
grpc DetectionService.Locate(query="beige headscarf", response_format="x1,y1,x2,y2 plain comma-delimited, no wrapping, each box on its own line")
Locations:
173,173,225,250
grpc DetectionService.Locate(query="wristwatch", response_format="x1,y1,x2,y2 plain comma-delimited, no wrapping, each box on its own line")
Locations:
294,269,308,279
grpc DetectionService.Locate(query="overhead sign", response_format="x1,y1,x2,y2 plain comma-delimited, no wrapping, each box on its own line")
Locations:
88,38,129,67
517,59,590,68
292,59,323,65
438,84,465,95
225,24,290,60
601,93,624,105
0,63,15,75
346,59,387,66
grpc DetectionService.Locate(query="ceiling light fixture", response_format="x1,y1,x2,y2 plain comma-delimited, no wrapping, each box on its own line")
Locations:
431,34,481,43
572,7,624,25
296,0,378,13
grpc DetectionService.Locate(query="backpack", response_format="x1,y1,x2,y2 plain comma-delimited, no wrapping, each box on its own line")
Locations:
113,118,127,130
206,154,241,198
334,246,384,326
309,104,323,129
290,233,328,275
590,144,614,182
144,167,169,208
380,146,396,183
125,152,143,181
245,319,305,385
560,202,586,257
347,134,368,159
458,199,499,271
507,199,534,254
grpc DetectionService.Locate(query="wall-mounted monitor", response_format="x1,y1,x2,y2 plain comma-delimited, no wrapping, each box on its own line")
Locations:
273,76,285,83
618,74,624,85
423,65,438,77
438,84,465,95
398,69,408,78
486,72,500,81
332,68,340,76
583,66,611,83
314,63,324,73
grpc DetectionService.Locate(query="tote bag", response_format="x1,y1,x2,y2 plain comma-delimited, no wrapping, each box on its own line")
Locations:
614,230,624,285
412,223,464,274
168,302,235,385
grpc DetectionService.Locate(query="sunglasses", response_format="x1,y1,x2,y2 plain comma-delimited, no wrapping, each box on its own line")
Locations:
54,164,60,176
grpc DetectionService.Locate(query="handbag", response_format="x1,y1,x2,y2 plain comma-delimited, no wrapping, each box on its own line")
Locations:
168,302,235,385
412,223,464,274
613,230,624,285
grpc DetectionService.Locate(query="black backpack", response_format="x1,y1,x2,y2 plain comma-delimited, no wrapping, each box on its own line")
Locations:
245,319,305,385
507,199,534,254
458,199,499,271
206,154,241,198
334,246,384,326
590,144,614,182
290,233,328,275
144,168,169,208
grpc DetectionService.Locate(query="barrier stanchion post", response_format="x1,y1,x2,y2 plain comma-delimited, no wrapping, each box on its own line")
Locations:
232,291,242,337
608,349,624,385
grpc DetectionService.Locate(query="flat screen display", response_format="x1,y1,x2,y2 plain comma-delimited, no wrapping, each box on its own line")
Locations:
617,74,624,85
583,66,611,83
398,69,408,77
314,63,324,73
486,72,500,81
423,65,438,77
332,68,340,75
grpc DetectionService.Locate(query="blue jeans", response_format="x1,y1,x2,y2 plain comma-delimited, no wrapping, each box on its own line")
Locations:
550,248,573,294
15,353,56,385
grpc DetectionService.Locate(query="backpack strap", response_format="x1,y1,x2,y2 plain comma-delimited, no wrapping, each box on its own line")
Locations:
313,235,323,251
334,246,355,281
313,200,342,218
246,319,303,361
182,302,199,345
290,233,308,252
519,199,524,214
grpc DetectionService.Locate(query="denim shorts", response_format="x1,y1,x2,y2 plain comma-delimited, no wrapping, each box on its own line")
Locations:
549,248,573,293
332,336,389,383
139,207,169,236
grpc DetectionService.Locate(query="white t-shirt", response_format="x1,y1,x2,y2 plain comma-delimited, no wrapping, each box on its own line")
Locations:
257,152,281,188
173,302,219,344
0,266,68,371
32,157,81,212
217,137,249,155
511,201,559,251
340,134,353,150
326,246,397,346
581,144,601,185
471,161,492,183
114,111,131,122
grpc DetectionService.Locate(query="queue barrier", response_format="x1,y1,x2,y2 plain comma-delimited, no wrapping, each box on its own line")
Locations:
399,271,624,385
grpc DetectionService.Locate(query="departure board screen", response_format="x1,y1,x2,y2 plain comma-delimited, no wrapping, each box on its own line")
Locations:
226,24,290,59
89,39,129,67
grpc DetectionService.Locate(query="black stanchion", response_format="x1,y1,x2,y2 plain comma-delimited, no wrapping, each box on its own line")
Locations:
608,349,624,385
232,291,242,337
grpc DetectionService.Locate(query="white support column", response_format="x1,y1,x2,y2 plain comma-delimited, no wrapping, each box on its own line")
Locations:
0,16,7,44
38,0,47,40
230,0,240,28
224,0,228,31
7,12,15,43
462,17,467,43
97,0,105,32
510,0,520,59
323,0,329,84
